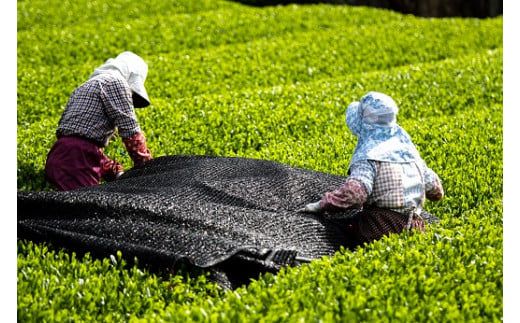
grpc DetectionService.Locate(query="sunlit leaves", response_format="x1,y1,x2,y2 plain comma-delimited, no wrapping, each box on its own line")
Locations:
17,1,502,321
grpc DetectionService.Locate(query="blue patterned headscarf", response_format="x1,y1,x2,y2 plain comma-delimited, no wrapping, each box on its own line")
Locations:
346,91,423,168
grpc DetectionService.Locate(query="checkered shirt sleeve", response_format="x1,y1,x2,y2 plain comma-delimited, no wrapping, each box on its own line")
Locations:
100,76,141,138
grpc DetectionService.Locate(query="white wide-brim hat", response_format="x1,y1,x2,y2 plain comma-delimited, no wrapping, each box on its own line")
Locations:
91,51,151,108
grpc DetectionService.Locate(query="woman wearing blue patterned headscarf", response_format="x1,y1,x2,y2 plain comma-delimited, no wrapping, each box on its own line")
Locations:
300,91,444,247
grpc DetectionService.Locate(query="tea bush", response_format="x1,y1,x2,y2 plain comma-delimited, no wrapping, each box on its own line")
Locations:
17,0,502,321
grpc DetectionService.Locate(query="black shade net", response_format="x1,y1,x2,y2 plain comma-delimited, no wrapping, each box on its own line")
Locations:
18,155,371,288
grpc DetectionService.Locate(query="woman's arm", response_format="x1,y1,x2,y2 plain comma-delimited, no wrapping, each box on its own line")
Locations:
302,160,375,213
101,77,142,139
101,77,153,167
424,168,444,201
100,153,124,181
122,132,153,167
319,178,368,212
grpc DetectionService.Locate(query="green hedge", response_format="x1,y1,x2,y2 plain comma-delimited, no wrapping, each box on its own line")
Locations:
17,0,503,321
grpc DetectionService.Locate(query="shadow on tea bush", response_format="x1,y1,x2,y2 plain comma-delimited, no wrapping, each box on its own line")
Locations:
232,0,502,18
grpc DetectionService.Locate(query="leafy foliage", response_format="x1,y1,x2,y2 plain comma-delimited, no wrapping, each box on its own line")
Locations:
17,0,502,321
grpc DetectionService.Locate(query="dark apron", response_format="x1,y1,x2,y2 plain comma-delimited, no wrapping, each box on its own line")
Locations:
44,136,105,191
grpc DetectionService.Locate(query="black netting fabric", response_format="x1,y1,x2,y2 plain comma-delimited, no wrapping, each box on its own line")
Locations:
18,155,359,288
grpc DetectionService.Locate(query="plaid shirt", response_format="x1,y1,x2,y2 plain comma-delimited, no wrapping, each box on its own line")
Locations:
320,160,443,214
57,73,141,146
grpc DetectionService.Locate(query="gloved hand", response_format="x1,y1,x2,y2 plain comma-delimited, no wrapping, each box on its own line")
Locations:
100,155,124,182
298,201,322,214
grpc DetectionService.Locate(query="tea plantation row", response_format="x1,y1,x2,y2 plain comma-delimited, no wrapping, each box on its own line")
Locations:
18,98,502,320
18,7,501,123
17,0,503,321
18,48,502,193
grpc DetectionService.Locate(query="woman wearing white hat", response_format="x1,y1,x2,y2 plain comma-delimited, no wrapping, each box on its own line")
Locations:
45,51,153,191
301,91,444,247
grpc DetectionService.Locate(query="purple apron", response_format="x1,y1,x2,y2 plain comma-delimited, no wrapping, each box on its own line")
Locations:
45,136,105,191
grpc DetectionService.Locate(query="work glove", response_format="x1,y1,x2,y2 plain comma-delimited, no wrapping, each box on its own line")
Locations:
123,132,153,167
100,158,124,182
298,201,322,214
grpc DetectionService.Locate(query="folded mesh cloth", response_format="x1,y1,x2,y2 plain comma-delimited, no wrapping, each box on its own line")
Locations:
18,155,437,288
